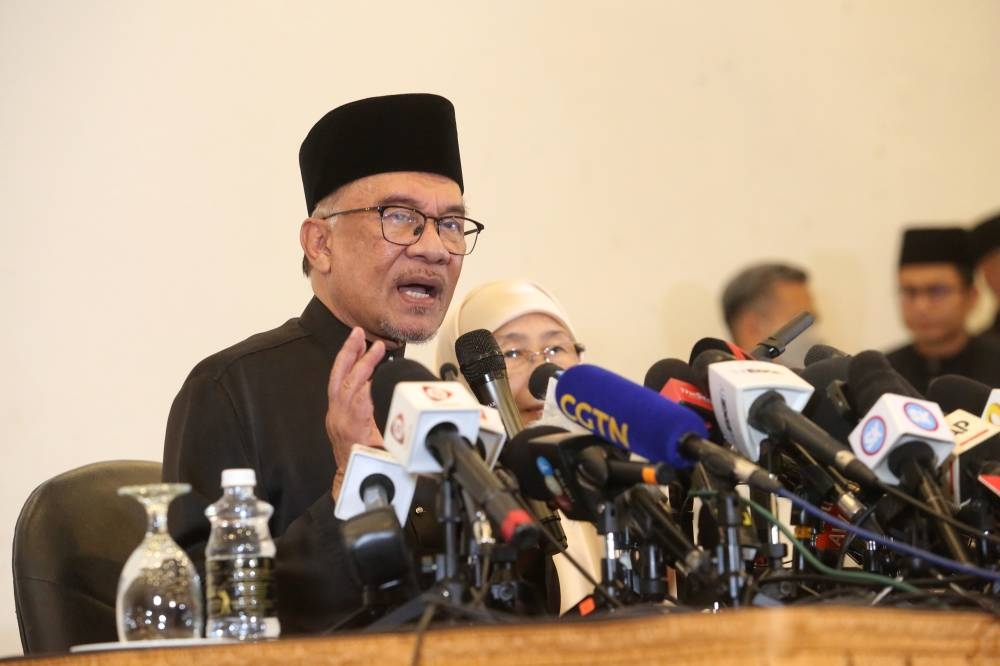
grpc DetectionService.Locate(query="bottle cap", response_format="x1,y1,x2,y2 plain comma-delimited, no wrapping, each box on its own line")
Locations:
221,468,256,487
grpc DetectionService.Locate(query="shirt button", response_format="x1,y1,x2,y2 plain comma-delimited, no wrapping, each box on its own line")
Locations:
414,506,425,515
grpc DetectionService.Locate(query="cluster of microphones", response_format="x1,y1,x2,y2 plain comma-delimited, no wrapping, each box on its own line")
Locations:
332,313,1000,628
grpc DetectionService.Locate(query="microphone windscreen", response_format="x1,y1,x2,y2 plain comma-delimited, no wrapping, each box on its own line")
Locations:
688,337,751,366
455,329,507,383
554,364,708,469
498,424,568,500
799,355,854,443
371,358,438,435
846,350,922,416
528,362,563,400
643,358,694,390
927,374,992,414
804,344,849,367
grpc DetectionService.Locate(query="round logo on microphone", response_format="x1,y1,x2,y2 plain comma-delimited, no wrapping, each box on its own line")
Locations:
389,413,405,444
422,385,453,402
860,416,886,455
903,402,938,431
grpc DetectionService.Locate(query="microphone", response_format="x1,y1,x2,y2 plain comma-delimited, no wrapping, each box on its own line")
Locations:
439,362,460,381
372,359,538,547
501,427,675,520
643,358,720,442
845,351,969,564
927,374,993,417
453,331,568,551
798,354,856,445
334,444,418,527
942,408,1000,505
529,362,564,401
690,349,880,490
455,329,523,436
804,343,849,366
553,364,783,493
748,311,815,361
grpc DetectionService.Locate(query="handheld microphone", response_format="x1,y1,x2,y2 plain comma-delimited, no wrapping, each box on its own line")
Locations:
439,362,460,381
454,331,567,551
926,374,995,420
529,362,564,401
749,311,815,361
334,444,418,526
372,359,538,547
845,351,969,564
643,358,721,442
691,349,880,490
803,343,849,366
455,329,523,436
553,364,782,493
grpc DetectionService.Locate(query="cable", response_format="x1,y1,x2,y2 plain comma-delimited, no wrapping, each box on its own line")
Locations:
835,502,880,570
741,495,920,594
777,488,1000,584
878,481,1000,548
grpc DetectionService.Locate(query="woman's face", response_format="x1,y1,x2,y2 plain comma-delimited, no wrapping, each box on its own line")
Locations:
492,312,580,424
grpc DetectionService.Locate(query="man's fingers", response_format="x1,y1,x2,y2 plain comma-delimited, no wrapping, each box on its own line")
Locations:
327,327,367,400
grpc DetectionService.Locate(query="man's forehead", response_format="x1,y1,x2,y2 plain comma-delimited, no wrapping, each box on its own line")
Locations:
898,263,965,285
338,171,463,206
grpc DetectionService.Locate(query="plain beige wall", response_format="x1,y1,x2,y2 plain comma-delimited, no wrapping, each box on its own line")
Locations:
2,0,999,654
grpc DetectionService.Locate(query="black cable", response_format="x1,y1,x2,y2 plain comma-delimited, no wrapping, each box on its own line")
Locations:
408,602,437,666
878,481,1000,548
835,502,880,570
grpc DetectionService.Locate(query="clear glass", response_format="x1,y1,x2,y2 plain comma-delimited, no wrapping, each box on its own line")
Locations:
115,483,203,641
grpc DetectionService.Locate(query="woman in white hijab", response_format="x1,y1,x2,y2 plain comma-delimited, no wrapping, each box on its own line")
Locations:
435,279,603,615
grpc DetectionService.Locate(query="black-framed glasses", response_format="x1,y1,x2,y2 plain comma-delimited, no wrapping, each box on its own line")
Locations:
501,342,586,371
321,205,485,256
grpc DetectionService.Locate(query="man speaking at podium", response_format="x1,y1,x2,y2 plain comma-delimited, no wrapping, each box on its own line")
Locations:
162,94,482,633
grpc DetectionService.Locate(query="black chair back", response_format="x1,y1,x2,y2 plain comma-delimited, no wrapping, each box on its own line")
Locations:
13,460,162,654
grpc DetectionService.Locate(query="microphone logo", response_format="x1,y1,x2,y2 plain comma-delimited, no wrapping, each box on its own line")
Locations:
390,413,406,444
860,416,887,455
985,402,1000,427
904,402,939,431
422,385,454,402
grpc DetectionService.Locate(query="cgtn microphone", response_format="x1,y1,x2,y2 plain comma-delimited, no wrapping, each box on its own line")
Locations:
553,364,783,493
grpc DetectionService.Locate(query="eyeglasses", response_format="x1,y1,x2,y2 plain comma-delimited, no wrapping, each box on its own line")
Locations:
501,342,586,371
321,205,485,256
898,284,963,302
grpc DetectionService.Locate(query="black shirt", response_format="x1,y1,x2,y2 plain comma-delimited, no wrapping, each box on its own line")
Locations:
162,296,433,634
886,334,1000,396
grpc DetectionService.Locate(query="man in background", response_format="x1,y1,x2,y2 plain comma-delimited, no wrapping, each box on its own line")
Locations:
721,262,820,366
887,226,1000,394
971,211,1000,338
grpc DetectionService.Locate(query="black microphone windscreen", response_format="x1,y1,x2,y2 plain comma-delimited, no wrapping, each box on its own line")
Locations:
455,329,507,383
643,358,695,390
688,337,751,366
497,424,569,500
690,348,735,393
846,350,922,416
926,374,992,414
371,358,438,435
528,362,563,400
799,355,854,442
804,344,849,367
439,362,460,381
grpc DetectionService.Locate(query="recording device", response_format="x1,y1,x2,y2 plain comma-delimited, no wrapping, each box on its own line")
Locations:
334,444,418,526
845,351,968,564
455,329,523,436
553,363,782,493
748,311,815,361
372,359,538,548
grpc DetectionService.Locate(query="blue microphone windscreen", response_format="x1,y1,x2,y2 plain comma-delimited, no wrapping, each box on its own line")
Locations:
554,364,708,469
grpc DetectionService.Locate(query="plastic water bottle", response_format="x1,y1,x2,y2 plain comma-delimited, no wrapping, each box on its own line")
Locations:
204,468,280,639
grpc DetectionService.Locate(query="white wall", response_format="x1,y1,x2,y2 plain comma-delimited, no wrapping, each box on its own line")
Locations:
2,0,998,654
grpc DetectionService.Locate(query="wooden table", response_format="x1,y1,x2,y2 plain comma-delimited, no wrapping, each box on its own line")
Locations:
6,606,999,666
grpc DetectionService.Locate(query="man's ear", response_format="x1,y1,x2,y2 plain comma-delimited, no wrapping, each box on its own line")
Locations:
300,218,332,273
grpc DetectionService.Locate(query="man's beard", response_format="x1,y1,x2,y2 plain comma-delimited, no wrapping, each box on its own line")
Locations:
377,307,441,343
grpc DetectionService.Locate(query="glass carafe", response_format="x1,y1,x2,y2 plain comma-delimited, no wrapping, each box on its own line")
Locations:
115,483,203,641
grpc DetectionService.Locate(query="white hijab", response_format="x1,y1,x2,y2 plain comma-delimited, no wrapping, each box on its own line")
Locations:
435,279,578,376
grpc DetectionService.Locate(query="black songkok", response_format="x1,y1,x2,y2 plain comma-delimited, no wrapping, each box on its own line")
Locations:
298,93,463,214
970,212,1000,264
898,226,973,270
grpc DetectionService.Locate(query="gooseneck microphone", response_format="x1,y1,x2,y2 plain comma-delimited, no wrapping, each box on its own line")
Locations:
749,311,815,361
